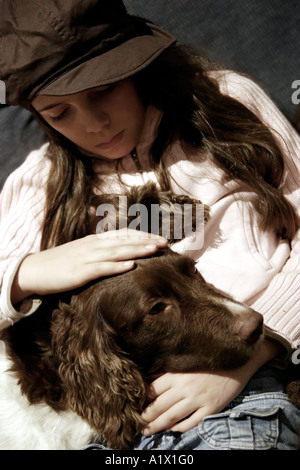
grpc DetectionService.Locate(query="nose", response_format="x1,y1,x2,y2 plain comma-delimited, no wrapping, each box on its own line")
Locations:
82,109,110,133
235,309,263,345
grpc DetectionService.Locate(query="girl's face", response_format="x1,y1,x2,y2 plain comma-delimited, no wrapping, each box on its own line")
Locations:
32,79,146,159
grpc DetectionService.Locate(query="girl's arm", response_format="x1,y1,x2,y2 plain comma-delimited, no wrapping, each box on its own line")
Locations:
11,231,167,305
0,146,48,329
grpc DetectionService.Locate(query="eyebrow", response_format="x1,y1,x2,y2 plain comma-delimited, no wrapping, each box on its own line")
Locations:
34,102,65,113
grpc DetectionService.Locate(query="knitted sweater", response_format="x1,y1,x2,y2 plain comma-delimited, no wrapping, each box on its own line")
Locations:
0,71,299,352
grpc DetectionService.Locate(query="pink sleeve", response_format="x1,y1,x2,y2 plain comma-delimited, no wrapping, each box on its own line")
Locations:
217,71,300,350
0,145,49,330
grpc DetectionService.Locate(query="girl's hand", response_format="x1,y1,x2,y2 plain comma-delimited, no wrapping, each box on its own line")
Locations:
142,337,282,436
142,370,247,435
11,229,168,304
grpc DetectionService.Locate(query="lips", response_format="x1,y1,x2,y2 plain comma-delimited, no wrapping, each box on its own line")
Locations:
96,130,124,150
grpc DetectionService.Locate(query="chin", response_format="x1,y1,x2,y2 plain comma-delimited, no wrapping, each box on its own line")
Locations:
82,144,136,160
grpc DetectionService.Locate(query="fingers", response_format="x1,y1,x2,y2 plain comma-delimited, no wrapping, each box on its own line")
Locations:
95,229,167,257
84,260,136,278
15,231,168,300
82,248,152,278
142,373,191,435
142,398,194,436
169,409,209,434
142,391,212,437
92,239,167,262
85,232,168,273
141,372,226,437
97,228,168,241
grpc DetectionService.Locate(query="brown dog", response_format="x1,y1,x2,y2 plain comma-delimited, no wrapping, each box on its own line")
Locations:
1,184,263,450
3,249,263,449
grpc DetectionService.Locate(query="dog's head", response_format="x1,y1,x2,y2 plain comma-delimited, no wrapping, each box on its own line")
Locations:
58,248,262,374
4,248,262,449
51,249,262,447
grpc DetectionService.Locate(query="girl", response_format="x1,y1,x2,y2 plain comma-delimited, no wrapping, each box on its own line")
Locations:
0,0,300,450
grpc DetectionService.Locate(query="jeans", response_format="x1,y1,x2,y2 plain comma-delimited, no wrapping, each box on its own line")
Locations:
84,366,300,451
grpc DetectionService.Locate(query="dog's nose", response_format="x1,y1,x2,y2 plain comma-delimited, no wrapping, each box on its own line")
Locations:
236,309,263,345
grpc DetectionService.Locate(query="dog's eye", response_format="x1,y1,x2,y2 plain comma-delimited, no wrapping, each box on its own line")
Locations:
179,258,198,276
148,302,171,316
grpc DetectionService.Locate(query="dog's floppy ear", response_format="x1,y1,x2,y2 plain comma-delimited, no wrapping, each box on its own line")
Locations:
51,296,146,449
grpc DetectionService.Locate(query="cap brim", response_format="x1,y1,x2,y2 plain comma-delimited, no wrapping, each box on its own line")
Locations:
36,24,176,97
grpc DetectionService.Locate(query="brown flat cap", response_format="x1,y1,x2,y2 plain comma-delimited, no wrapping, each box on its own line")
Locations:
0,0,175,106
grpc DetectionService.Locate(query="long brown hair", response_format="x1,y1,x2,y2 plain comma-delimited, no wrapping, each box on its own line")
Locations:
38,44,298,250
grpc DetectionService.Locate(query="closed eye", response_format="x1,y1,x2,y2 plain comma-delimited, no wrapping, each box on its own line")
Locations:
148,302,172,316
49,108,69,122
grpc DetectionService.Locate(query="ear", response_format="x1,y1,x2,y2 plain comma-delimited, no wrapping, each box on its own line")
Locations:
51,301,146,449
